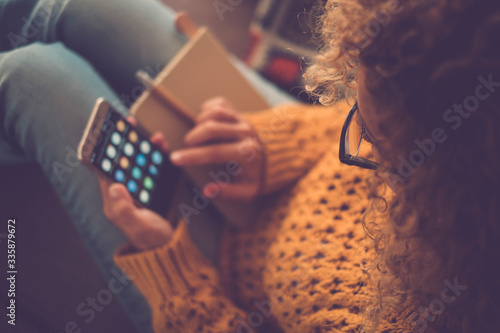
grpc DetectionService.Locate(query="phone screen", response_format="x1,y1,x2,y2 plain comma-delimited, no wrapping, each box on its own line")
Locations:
90,106,179,215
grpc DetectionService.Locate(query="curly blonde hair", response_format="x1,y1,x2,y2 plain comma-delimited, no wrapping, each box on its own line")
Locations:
305,0,500,332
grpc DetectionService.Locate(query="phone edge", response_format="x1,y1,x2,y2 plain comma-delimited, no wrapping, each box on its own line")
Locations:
77,98,108,163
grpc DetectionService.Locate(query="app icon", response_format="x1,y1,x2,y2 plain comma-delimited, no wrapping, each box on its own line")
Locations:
140,141,151,154
129,131,138,143
111,132,121,145
148,165,158,176
106,145,117,159
143,177,154,190
127,180,138,193
139,190,150,204
116,120,126,132
136,154,146,167
132,167,142,180
101,159,112,172
151,151,163,165
123,143,134,157
114,169,125,182
120,157,129,169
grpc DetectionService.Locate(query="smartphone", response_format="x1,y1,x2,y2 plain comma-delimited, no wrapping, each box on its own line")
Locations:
78,98,180,216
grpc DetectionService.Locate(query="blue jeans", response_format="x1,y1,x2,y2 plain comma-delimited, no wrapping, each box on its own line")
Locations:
0,0,295,331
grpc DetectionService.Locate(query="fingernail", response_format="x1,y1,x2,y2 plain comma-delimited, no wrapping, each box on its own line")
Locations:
170,152,181,162
204,183,219,198
110,186,121,199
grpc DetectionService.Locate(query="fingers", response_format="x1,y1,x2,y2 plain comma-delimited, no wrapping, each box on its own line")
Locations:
198,97,240,124
172,136,262,166
150,132,170,153
184,121,253,146
125,115,169,153
170,142,242,166
99,177,173,250
197,107,240,124
126,116,137,126
201,96,235,112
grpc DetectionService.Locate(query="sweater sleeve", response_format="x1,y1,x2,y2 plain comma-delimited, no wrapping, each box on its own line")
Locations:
113,220,249,333
243,100,349,195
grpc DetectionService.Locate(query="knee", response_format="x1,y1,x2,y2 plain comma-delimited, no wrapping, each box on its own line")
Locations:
0,42,108,138
0,41,127,144
0,42,113,117
0,42,78,90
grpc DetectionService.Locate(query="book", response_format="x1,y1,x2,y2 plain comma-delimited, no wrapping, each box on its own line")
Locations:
130,27,270,228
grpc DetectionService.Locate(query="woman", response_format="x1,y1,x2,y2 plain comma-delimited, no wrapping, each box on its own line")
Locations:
0,0,293,332
102,0,500,332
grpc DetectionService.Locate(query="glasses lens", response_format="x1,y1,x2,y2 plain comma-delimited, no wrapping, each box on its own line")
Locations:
346,112,374,160
346,114,363,157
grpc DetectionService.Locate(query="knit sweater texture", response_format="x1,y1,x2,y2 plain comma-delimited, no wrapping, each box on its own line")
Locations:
114,100,416,332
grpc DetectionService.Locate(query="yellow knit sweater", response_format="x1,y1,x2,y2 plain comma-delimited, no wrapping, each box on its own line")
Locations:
114,100,416,333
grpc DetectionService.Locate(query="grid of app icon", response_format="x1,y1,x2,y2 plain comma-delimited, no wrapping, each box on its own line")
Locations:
92,113,164,205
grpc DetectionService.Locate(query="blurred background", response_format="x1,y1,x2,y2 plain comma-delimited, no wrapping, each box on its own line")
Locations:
0,1,322,332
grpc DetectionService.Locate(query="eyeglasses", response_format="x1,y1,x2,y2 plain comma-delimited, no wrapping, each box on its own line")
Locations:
339,102,379,170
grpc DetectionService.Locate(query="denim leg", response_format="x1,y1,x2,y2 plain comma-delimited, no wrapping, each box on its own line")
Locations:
0,42,153,332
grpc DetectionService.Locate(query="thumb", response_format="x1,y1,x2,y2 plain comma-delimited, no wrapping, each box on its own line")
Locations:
108,184,173,251
107,184,136,229
109,183,133,203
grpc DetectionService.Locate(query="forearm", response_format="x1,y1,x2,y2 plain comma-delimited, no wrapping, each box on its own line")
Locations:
114,220,250,333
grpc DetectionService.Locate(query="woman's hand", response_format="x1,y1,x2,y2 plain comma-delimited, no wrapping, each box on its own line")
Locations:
170,97,264,202
98,118,174,251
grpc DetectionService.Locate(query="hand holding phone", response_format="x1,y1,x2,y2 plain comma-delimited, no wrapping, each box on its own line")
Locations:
98,167,174,251
78,98,181,216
